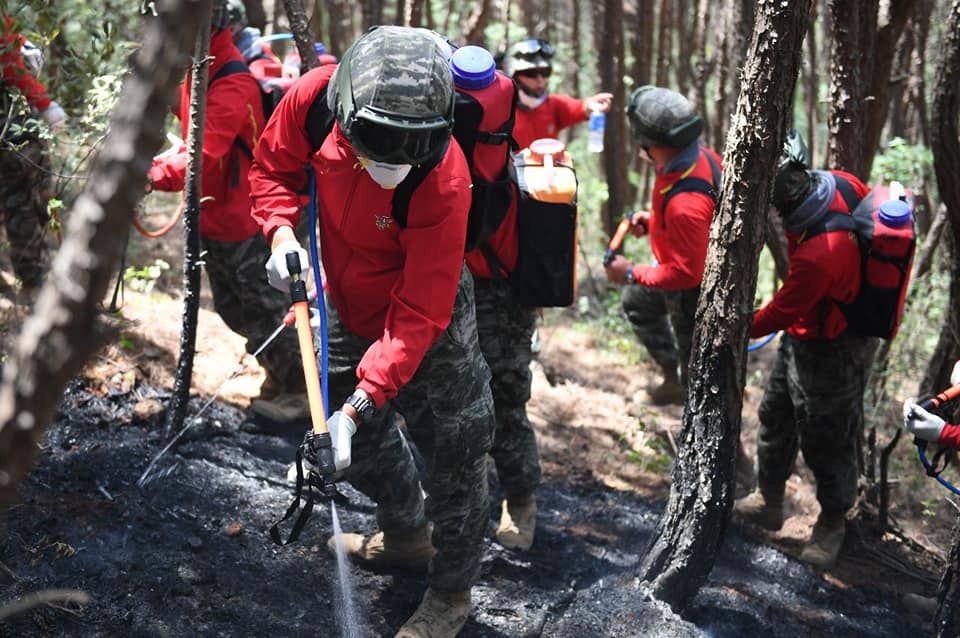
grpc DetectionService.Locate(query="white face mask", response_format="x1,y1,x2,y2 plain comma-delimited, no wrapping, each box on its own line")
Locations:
359,158,413,190
517,89,548,110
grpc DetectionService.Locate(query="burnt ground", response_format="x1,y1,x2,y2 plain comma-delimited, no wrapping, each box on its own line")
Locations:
0,376,934,637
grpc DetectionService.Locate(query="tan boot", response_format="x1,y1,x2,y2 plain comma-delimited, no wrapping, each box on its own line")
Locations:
250,392,310,422
733,489,784,531
327,527,436,570
395,588,471,638
799,513,846,569
495,495,536,550
647,364,686,406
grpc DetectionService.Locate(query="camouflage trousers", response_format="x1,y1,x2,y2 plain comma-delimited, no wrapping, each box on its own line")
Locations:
326,266,495,593
756,333,876,516
474,276,540,500
621,282,699,383
0,107,51,288
202,233,305,394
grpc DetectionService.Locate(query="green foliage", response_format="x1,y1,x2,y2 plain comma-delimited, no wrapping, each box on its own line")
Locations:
124,259,170,293
870,137,935,201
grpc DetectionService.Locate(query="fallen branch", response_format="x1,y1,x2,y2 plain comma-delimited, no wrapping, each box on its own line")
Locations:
0,589,92,621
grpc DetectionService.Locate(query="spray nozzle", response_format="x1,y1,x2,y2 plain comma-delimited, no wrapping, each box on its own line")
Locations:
302,431,337,491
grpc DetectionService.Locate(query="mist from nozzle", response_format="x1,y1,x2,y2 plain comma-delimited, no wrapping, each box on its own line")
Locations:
330,501,363,638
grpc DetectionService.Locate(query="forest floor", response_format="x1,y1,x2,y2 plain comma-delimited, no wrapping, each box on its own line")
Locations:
0,202,954,636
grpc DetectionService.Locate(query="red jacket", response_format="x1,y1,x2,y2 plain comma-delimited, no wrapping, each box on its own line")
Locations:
941,424,960,449
751,171,869,340
249,65,473,407
148,29,264,242
630,145,721,290
1,13,50,110
513,93,587,150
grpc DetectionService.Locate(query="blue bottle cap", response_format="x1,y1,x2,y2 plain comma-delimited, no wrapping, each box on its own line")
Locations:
878,199,912,228
450,46,496,90
314,42,326,55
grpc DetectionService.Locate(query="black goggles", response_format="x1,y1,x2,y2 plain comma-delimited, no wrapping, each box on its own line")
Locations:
512,39,554,60
351,117,450,165
516,67,552,79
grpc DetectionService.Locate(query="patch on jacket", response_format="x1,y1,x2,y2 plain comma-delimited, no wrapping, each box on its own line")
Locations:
374,215,394,230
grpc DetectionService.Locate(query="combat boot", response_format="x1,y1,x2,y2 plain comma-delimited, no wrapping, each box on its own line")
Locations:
495,494,536,550
395,588,471,638
799,512,846,569
647,364,686,406
327,526,436,571
733,488,784,531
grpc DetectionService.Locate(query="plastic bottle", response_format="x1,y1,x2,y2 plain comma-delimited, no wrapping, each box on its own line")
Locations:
588,108,605,153
450,45,496,90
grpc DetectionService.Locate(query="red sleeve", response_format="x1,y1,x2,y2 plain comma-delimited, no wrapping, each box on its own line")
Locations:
355,153,473,406
149,72,260,192
939,424,960,449
633,191,713,290
750,242,834,338
550,93,588,131
249,65,336,241
1,14,50,110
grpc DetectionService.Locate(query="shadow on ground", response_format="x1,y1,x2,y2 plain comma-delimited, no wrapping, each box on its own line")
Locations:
0,380,931,637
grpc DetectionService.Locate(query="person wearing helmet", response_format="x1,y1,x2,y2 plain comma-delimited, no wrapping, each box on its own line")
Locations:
734,129,873,571
501,38,612,149
604,85,721,406
146,1,312,423
249,26,494,638
0,13,67,291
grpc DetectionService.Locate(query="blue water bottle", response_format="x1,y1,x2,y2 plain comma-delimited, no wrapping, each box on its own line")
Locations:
588,109,605,153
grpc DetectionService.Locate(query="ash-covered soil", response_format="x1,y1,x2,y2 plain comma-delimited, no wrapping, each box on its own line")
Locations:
0,378,932,637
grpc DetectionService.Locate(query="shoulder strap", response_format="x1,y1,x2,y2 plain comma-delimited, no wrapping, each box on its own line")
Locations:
800,210,857,243
660,150,721,228
210,59,249,84
389,154,442,228
305,86,336,155
832,174,861,212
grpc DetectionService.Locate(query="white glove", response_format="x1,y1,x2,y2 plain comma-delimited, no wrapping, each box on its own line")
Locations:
327,411,357,472
951,360,960,386
903,398,946,443
265,239,310,292
20,39,44,76
42,101,66,134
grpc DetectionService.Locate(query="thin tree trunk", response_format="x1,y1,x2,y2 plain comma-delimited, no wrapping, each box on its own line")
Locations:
803,1,818,163
0,0,207,509
655,0,673,86
637,0,812,610
282,0,319,71
165,13,213,434
462,0,494,48
243,0,267,29
308,0,326,47
826,0,870,175
599,0,627,235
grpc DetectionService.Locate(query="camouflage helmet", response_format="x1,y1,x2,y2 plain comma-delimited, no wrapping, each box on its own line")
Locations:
627,85,703,149
328,26,455,165
226,0,246,28
772,129,815,215
211,0,230,31
502,38,554,78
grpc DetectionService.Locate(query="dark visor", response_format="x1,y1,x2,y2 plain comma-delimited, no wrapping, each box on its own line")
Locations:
352,118,450,165
512,39,554,60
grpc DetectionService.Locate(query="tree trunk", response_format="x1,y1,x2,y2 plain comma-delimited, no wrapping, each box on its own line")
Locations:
0,0,208,509
599,0,628,235
637,0,812,610
691,0,713,136
655,0,673,86
861,0,916,176
165,13,213,434
924,0,960,407
803,1,819,163
908,0,934,147
826,0,871,175
937,512,960,636
324,0,352,56
462,0,495,48
283,0,320,71
243,0,267,29
308,0,326,47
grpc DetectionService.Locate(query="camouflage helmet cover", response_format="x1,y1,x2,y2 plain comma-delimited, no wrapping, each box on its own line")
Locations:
328,26,455,165
211,0,230,31
226,0,246,27
772,129,815,215
502,38,554,78
627,85,703,148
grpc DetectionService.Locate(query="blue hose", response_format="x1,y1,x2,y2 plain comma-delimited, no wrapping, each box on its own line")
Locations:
747,331,778,352
916,442,960,496
306,166,329,415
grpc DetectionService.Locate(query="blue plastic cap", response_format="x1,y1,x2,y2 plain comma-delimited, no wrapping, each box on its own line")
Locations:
314,42,326,55
878,199,912,227
451,45,496,90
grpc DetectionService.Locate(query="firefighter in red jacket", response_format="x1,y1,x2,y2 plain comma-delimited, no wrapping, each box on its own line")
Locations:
734,131,874,570
249,27,494,638
1,13,66,290
604,86,721,405
500,38,612,150
147,1,309,423
903,361,960,448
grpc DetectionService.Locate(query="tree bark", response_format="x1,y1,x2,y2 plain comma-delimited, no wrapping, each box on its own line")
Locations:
599,0,628,235
637,0,812,611
938,511,960,636
826,0,872,175
282,0,319,71
165,12,213,433
0,0,207,509
462,0,495,47
803,1,819,164
243,0,267,29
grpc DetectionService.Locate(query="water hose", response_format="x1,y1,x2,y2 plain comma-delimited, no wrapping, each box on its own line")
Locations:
747,332,778,352
307,165,329,415
914,383,960,496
